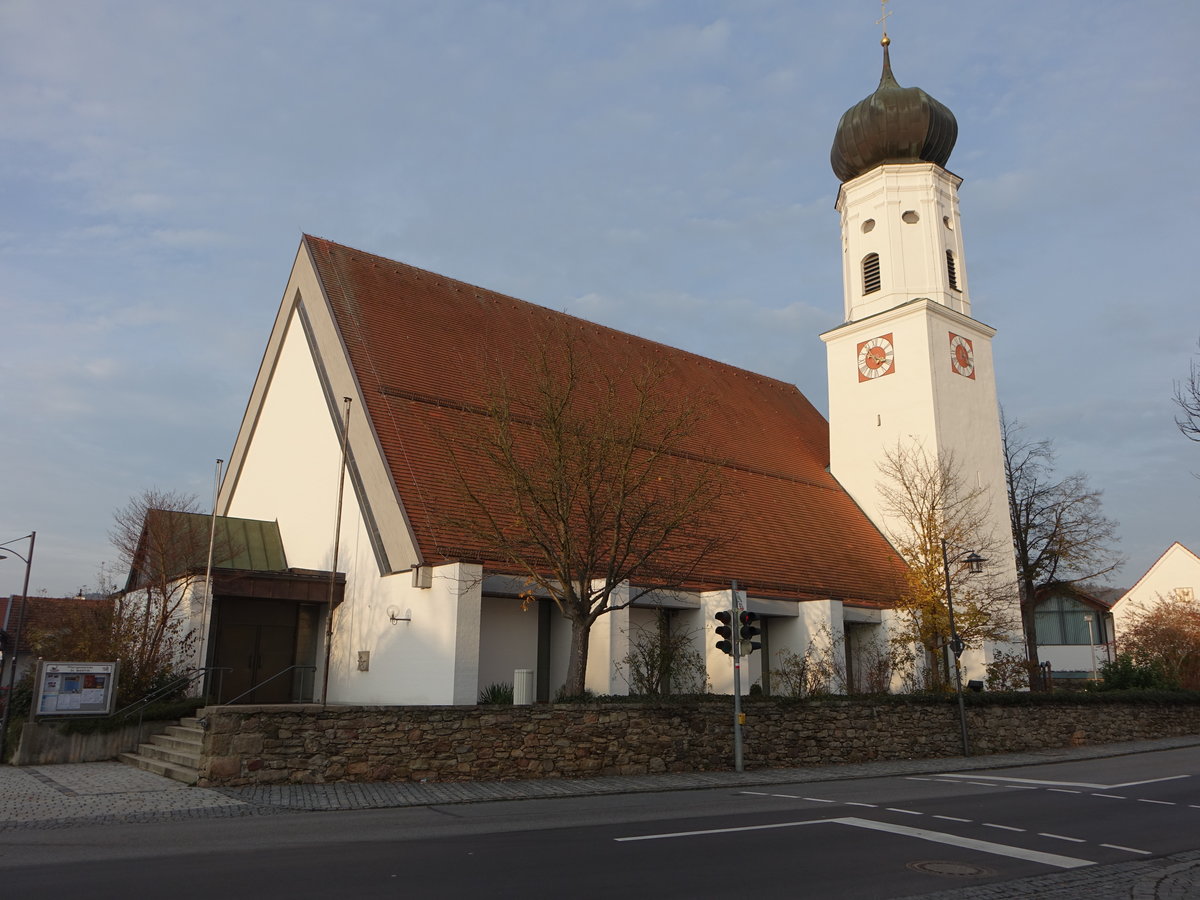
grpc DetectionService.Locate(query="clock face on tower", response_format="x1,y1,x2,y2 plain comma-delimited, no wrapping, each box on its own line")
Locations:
949,332,975,379
857,334,895,382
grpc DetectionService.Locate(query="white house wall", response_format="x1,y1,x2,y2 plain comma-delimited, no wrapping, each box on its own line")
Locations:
1112,543,1200,638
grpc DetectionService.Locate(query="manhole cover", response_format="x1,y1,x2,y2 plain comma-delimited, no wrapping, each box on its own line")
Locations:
907,860,996,878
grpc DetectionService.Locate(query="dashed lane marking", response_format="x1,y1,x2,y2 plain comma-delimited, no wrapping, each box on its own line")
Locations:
933,815,972,823
1138,799,1175,806
1091,794,1126,799
886,808,923,815
1100,843,1152,855
1040,833,1086,843
984,823,1025,832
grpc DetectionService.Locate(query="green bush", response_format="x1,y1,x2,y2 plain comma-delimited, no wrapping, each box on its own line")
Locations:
478,682,514,705
1097,653,1178,691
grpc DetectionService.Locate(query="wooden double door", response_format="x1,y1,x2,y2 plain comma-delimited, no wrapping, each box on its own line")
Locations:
210,597,319,704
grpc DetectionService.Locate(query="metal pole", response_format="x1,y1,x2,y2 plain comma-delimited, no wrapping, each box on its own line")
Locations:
322,398,352,707
731,580,743,773
940,538,971,757
198,458,223,699
0,531,35,764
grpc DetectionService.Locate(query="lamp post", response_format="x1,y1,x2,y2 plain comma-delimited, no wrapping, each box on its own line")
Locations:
1083,613,1098,681
0,531,36,765
940,537,984,757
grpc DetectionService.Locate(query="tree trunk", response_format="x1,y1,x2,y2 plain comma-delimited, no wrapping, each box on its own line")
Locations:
562,615,592,699
1020,577,1045,691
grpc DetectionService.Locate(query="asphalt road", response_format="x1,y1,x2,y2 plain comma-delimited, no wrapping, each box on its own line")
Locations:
4,746,1198,899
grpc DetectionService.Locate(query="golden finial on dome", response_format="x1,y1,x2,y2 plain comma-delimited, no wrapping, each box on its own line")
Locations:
877,0,892,46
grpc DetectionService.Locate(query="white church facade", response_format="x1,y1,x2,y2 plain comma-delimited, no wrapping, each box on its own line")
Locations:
169,37,1020,706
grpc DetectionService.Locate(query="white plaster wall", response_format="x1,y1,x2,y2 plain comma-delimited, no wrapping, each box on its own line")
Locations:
1040,643,1111,675
585,581,630,695
1113,544,1200,637
477,596,538,691
766,599,843,692
223,311,485,704
837,164,968,322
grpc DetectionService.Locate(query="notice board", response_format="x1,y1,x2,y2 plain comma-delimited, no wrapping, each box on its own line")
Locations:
34,660,119,716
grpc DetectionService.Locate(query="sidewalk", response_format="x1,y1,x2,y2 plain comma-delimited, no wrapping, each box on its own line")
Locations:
2,735,1199,897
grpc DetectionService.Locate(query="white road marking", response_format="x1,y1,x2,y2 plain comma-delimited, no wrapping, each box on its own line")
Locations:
831,817,1093,869
932,773,1190,790
908,777,932,781
1138,799,1175,806
886,808,922,815
616,816,1095,869
615,819,828,842
1039,833,1087,843
769,794,800,799
844,802,878,808
1002,785,1039,790
984,823,1025,832
1100,843,1152,855
934,815,972,823
1049,789,1081,794
739,791,772,797
1091,793,1125,799
968,781,999,787
804,797,836,803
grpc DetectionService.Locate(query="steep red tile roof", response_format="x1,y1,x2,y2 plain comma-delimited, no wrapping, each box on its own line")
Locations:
305,235,906,604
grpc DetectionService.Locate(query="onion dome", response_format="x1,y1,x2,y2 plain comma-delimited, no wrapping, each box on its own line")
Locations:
830,41,958,183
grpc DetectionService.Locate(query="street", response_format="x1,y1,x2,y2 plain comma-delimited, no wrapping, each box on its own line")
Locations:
2,746,1198,898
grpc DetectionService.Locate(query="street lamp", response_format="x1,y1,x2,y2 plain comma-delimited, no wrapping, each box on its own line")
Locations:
940,538,985,757
0,531,36,765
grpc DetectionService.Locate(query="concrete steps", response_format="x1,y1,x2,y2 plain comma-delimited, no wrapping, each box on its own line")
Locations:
119,716,203,785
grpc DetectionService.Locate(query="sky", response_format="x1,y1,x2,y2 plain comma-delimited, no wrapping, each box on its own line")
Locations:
1,0,1197,599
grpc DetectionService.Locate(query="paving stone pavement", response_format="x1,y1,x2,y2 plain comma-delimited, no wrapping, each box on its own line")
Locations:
1,736,1198,897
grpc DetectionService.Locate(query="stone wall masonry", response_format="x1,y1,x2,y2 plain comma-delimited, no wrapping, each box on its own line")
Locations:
196,700,1200,787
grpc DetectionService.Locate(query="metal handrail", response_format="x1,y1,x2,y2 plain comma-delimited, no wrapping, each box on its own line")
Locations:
112,666,230,723
222,665,317,706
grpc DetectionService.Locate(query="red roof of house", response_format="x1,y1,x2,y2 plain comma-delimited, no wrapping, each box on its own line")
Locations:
2,595,112,654
304,235,906,605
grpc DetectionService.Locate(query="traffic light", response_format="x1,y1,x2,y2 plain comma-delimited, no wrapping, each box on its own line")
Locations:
714,610,734,656
739,611,762,655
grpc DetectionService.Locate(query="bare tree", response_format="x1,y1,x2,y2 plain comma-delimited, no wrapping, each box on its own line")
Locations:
1002,413,1123,678
1176,340,1200,442
109,489,207,697
444,335,728,698
878,442,1015,689
1117,594,1200,690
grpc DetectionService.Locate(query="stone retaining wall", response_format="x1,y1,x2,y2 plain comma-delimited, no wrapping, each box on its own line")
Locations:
197,700,1200,787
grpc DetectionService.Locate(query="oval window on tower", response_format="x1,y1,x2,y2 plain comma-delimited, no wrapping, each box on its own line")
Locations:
901,210,920,224
861,218,875,233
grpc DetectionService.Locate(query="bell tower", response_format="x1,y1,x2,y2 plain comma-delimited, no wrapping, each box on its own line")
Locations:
819,35,1018,630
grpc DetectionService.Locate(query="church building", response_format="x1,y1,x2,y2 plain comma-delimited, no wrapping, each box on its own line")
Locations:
182,35,1018,706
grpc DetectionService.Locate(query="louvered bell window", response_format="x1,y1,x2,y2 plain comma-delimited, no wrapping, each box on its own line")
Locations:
946,250,960,291
862,253,881,295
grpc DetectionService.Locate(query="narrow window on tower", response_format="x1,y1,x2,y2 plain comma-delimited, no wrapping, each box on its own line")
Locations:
862,253,881,295
946,250,960,291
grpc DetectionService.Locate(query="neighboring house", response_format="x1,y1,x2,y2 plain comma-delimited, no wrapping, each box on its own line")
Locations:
149,37,1020,706
1,594,112,686
1033,584,1115,680
1110,542,1200,640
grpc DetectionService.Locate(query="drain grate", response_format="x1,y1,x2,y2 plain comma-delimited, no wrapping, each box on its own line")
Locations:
907,860,996,878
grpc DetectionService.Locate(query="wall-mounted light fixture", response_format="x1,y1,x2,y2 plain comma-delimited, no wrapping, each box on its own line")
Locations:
388,606,412,624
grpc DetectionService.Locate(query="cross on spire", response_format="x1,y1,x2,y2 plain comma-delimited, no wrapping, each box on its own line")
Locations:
877,0,892,46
